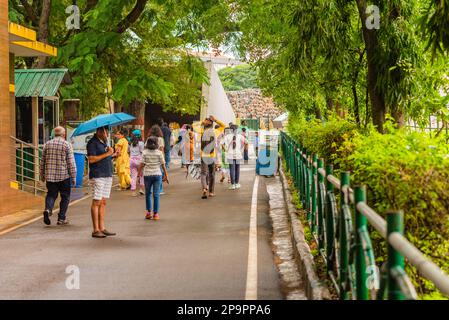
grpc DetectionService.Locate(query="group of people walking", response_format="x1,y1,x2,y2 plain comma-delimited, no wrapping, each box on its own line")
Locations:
39,115,249,238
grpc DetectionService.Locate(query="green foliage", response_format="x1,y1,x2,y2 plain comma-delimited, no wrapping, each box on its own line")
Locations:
287,115,449,297
218,64,258,91
10,0,227,118
341,124,449,296
287,115,360,166
231,0,449,130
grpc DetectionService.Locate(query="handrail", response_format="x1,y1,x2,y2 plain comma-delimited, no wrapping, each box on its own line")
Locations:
280,131,449,299
10,136,44,196
389,232,449,295
10,135,42,151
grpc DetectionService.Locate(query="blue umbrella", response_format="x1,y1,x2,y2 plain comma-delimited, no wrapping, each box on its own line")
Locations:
71,113,136,137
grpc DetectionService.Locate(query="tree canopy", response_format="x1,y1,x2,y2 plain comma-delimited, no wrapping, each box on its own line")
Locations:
8,0,235,117
8,1,449,130
218,64,258,91
224,0,449,132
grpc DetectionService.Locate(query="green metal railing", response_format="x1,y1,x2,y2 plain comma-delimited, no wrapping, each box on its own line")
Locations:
280,131,449,300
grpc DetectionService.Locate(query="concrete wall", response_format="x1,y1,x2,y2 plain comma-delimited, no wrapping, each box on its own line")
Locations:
201,62,236,125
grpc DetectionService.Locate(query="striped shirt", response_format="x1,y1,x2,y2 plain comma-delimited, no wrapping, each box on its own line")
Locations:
141,149,165,176
40,137,77,183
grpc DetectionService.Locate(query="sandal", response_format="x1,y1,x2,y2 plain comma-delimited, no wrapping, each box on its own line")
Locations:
92,231,106,238
202,190,208,199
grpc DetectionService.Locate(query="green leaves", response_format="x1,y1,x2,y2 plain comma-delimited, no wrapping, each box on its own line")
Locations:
288,115,449,297
218,64,258,91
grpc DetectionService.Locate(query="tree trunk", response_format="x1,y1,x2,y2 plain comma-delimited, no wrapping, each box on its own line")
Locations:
352,49,365,125
392,108,405,128
355,0,386,133
352,84,360,124
35,0,52,68
126,100,145,129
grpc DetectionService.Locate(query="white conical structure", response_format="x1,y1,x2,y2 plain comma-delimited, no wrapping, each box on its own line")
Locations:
201,61,236,125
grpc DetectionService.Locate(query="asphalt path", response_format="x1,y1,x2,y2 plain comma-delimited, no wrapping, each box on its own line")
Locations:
0,162,283,300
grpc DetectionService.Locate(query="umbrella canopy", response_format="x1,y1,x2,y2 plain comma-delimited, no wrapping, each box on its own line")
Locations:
71,113,136,137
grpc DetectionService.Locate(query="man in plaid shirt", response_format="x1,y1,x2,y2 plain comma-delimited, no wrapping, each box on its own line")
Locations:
40,126,77,226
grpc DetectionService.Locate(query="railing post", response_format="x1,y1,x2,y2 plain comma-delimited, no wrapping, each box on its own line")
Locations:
317,158,325,251
387,210,405,300
20,142,24,191
305,150,311,222
311,154,318,234
325,164,334,270
354,186,369,300
302,149,306,207
339,171,350,300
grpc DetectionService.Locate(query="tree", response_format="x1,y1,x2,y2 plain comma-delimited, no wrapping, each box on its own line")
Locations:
228,0,449,132
8,0,231,118
218,64,258,91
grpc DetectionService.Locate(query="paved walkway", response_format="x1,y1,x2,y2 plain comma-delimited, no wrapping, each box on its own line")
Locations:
0,161,283,299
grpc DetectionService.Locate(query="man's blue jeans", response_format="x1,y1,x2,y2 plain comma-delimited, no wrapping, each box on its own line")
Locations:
144,175,162,213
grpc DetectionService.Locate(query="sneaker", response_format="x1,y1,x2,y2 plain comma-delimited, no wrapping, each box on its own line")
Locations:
160,191,165,195
235,183,241,189
153,213,160,220
139,189,145,195
229,184,236,190
43,210,51,225
145,212,153,220
57,219,69,225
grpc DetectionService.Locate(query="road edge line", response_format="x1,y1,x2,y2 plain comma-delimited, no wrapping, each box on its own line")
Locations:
245,175,259,300
0,193,92,237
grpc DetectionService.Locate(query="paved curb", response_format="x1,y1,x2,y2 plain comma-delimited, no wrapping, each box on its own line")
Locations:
278,165,332,300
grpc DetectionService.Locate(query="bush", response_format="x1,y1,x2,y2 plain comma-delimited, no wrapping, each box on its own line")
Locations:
340,126,449,296
287,115,449,297
287,116,359,167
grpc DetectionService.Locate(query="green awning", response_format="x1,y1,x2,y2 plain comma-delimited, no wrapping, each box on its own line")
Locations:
14,68,67,97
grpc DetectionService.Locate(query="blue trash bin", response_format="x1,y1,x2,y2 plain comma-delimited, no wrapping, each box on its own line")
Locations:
74,153,85,188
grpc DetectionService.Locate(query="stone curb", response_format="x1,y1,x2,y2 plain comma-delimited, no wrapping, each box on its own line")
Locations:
278,165,332,300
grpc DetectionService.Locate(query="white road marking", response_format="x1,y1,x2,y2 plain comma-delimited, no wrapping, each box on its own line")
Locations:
245,175,259,300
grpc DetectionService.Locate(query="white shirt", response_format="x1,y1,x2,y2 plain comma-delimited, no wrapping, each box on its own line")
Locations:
129,141,144,157
222,132,246,160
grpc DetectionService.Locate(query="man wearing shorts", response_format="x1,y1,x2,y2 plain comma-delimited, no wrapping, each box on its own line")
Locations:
87,126,116,238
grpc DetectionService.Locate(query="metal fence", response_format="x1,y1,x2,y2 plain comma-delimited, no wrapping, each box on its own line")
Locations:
280,131,449,300
10,136,46,196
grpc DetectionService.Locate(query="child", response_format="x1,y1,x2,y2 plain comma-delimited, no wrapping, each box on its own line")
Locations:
139,136,169,220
